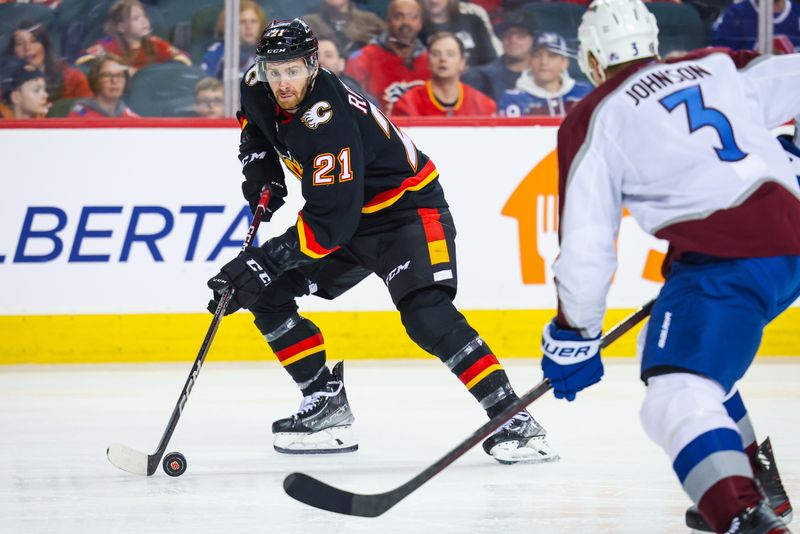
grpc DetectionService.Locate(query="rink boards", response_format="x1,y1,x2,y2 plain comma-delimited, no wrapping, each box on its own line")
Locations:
0,121,797,363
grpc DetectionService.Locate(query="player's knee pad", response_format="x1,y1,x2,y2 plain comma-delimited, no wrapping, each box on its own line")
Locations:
640,373,736,454
397,287,473,355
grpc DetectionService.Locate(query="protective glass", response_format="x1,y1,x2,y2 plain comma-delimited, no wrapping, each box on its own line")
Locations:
255,59,314,84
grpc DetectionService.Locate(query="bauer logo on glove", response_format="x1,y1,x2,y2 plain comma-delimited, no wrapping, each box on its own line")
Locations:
540,319,604,401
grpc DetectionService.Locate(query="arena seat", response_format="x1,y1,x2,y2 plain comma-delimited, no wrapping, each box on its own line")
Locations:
126,61,206,117
57,0,115,61
188,5,223,66
648,3,708,57
47,97,77,118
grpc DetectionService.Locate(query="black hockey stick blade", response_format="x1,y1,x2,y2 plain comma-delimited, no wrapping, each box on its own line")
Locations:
283,298,655,517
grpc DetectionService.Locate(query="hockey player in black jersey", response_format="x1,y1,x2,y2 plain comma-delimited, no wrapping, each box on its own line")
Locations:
206,18,557,463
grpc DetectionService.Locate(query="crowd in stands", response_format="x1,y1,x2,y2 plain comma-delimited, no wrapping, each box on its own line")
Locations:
0,0,799,120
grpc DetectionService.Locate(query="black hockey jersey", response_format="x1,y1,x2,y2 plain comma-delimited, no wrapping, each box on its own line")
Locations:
238,67,447,272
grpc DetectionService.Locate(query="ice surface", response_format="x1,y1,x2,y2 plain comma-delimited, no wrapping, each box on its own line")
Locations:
1,359,798,534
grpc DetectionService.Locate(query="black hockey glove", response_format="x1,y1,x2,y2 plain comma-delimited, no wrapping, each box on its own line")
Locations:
206,246,278,315
242,177,287,222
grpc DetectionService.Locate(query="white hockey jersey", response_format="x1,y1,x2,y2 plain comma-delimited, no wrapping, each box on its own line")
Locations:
554,49,800,336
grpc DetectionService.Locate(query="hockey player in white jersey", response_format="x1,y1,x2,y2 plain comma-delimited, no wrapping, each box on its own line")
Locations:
540,0,800,533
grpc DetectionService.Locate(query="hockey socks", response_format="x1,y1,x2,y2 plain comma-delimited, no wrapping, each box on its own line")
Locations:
257,314,331,395
724,387,759,471
397,288,517,414
641,374,762,532
439,334,518,415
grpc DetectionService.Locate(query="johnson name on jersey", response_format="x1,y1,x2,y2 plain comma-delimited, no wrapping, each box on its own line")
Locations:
237,67,447,271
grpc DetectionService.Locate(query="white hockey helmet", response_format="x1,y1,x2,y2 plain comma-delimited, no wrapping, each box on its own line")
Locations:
577,0,659,85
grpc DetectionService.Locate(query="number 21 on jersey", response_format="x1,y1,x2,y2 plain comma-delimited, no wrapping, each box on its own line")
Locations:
313,148,352,185
659,84,748,162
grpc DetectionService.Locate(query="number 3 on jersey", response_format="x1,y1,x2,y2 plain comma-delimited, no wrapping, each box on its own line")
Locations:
313,148,352,185
659,85,748,162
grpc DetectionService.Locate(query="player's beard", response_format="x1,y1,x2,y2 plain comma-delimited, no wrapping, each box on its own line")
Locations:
273,84,307,112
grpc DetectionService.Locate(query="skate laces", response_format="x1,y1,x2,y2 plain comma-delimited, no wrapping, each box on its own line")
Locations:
295,381,343,416
500,411,531,431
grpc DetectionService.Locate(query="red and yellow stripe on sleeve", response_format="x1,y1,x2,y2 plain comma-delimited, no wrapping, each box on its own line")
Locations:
275,333,325,367
362,160,439,214
458,354,503,390
418,208,450,265
296,212,341,259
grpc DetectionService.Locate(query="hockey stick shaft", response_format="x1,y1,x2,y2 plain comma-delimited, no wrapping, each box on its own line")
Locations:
109,190,271,476
284,298,656,516
149,190,272,469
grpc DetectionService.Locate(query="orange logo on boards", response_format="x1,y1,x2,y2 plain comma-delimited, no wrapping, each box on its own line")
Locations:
501,149,665,285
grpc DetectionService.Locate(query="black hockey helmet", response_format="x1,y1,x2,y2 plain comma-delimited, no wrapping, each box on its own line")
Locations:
255,19,319,82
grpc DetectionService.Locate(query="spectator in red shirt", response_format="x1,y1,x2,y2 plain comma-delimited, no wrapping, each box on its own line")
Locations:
77,0,190,74
344,0,431,111
391,31,495,116
3,20,91,104
68,55,138,118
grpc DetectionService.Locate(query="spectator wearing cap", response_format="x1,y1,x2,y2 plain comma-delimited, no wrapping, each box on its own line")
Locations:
391,32,495,116
3,63,49,119
3,20,91,104
419,0,498,67
69,55,138,118
304,0,386,55
345,0,432,112
498,32,592,117
461,11,535,102
711,0,800,52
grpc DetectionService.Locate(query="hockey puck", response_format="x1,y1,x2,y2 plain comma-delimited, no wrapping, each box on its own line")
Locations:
162,452,187,477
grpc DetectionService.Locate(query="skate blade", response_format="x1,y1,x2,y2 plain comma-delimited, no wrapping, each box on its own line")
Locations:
489,437,560,465
273,425,358,455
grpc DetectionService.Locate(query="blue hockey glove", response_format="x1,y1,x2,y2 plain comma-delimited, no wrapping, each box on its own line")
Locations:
541,319,603,401
207,246,277,315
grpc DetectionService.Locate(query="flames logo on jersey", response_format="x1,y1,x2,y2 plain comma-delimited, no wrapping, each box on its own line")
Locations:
301,101,333,130
281,154,304,180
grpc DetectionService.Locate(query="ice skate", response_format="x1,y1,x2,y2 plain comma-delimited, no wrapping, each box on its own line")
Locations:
722,501,792,534
481,410,559,464
272,361,358,454
687,438,793,532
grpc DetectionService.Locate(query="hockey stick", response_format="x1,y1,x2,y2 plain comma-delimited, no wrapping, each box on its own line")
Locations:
283,298,656,516
107,190,272,476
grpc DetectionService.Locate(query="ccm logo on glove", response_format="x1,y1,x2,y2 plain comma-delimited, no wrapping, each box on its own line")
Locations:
246,258,272,286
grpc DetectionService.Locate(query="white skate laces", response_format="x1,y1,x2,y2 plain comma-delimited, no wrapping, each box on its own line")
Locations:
295,381,343,418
